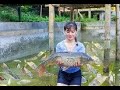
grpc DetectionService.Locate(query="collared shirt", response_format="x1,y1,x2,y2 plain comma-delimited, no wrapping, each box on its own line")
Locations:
56,40,85,73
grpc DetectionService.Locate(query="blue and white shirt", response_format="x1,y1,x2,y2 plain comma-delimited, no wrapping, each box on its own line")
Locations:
56,40,85,73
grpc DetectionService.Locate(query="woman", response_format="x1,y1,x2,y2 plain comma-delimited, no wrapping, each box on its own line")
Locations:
56,21,85,86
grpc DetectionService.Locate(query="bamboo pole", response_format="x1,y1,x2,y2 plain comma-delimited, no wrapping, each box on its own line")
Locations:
103,4,111,74
115,4,120,86
49,4,55,53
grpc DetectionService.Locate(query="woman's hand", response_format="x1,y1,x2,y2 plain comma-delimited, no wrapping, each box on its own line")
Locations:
73,58,83,67
56,57,64,66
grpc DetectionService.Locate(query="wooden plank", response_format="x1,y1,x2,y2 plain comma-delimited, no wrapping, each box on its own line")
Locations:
45,4,60,7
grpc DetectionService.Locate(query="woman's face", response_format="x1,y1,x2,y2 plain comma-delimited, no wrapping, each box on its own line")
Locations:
64,27,77,41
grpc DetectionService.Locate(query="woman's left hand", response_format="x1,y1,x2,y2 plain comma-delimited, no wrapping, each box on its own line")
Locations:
73,58,83,67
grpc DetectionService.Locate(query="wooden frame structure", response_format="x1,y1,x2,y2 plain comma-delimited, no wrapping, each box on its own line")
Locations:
48,4,120,85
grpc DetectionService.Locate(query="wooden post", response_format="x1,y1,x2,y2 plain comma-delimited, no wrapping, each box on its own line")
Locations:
103,4,111,74
40,5,42,17
49,4,55,53
17,5,21,22
88,8,91,19
103,4,111,86
62,6,65,16
115,4,120,86
99,12,105,21
75,9,78,20
58,6,61,17
70,6,74,21
78,11,84,19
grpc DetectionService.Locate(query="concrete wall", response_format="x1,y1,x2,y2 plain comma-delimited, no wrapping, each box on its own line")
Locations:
81,21,115,30
0,22,81,63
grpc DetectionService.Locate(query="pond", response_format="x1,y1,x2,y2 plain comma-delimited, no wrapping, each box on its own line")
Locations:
0,28,117,86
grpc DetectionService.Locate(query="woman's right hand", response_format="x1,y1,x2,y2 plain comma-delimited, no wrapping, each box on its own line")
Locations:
56,57,64,66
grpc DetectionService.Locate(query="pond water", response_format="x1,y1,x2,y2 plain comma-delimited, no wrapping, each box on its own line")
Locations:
0,28,117,86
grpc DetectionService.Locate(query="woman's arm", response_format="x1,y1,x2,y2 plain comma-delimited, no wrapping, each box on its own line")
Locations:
55,43,64,66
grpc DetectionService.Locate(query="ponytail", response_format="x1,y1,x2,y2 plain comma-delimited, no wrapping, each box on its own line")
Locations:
75,37,78,46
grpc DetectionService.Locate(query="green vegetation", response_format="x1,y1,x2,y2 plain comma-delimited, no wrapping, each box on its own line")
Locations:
0,5,69,22
0,5,103,22
111,15,117,21
0,5,116,22
0,6,18,21
79,18,98,22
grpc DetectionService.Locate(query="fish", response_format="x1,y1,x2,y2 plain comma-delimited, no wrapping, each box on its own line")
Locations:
86,64,97,74
39,52,93,66
0,76,5,80
36,52,94,77
81,76,87,84
89,73,108,86
2,63,20,80
3,68,20,80
22,67,33,78
26,61,37,70
17,79,31,85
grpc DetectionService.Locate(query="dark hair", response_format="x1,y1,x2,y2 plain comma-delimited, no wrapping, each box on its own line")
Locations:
64,21,77,31
64,22,78,46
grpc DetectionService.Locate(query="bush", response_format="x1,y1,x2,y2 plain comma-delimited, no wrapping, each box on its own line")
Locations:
0,6,18,21
21,5,33,12
22,12,49,22
0,6,71,22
